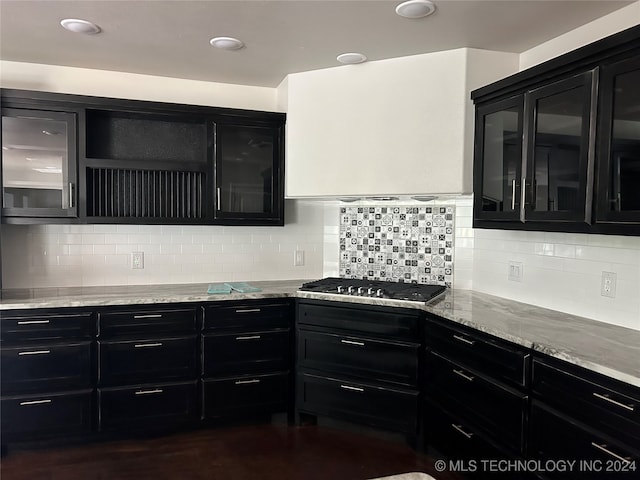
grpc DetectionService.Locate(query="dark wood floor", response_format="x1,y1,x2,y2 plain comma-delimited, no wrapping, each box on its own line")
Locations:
1,423,463,480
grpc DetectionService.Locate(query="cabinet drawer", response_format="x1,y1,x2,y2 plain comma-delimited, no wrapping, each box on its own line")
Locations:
202,302,290,331
98,380,198,431
425,316,530,388
1,341,94,394
297,302,420,341
530,401,639,480
202,330,289,376
98,335,197,386
532,358,640,448
98,307,197,338
1,389,93,440
424,399,523,479
296,372,419,434
425,351,528,455
202,372,288,419
297,329,419,387
1,312,94,342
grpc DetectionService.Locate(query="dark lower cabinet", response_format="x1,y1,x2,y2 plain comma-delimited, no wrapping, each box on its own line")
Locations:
98,381,198,431
1,389,93,439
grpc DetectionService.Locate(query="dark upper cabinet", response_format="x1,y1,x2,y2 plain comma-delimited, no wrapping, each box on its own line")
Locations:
474,95,524,221
1,106,78,219
213,117,285,225
596,55,640,225
472,24,640,235
0,89,286,226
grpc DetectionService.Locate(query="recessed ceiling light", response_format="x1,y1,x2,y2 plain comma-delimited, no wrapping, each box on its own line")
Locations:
337,53,367,65
60,18,101,34
209,36,245,51
395,0,436,19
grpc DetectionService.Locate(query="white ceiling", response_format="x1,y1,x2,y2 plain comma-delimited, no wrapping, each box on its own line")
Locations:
0,0,635,88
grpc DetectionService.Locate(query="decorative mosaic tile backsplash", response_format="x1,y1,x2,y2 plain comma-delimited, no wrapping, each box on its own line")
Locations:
339,206,455,286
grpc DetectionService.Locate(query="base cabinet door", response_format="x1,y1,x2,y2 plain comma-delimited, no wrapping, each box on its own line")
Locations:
1,390,93,440
98,381,198,432
202,372,288,419
296,372,419,434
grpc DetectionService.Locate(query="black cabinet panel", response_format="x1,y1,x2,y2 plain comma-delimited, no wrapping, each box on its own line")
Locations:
297,302,420,341
202,302,290,331
425,351,528,456
1,341,94,394
425,316,530,388
98,381,198,432
98,335,197,386
202,329,289,376
530,401,639,480
202,372,288,419
1,389,93,440
297,329,419,387
532,358,640,449
297,372,419,434
98,307,197,338
0,312,94,342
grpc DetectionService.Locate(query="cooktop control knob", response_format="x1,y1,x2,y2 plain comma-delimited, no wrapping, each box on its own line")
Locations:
367,287,375,296
357,287,365,295
347,286,355,294
337,286,344,294
376,288,384,297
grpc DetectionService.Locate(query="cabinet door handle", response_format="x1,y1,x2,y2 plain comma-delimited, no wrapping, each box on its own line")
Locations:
134,342,163,348
133,314,163,319
235,308,261,313
20,399,52,406
17,320,50,325
451,423,474,439
340,339,365,347
592,392,635,412
135,389,163,395
452,334,474,346
340,385,364,393
452,369,475,382
235,379,261,385
217,187,221,211
235,335,261,341
511,179,517,210
18,350,50,356
69,182,75,208
591,442,632,463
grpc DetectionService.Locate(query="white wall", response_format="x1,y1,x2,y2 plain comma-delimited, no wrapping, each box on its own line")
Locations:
1,200,324,288
519,2,640,70
0,61,279,112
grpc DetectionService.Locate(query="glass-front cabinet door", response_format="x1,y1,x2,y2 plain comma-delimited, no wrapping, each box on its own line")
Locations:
524,70,596,223
473,95,524,221
213,118,284,225
1,108,77,218
596,55,640,224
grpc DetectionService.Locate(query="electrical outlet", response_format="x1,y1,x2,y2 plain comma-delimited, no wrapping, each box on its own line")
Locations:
601,271,616,298
131,251,144,269
508,261,523,282
294,250,305,267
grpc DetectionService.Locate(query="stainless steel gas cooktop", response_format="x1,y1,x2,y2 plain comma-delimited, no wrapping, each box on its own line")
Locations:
299,277,446,303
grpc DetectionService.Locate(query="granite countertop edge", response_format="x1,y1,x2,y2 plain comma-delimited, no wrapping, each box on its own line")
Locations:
1,280,638,387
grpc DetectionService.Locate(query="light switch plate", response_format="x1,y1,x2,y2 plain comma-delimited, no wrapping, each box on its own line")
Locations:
508,261,523,282
131,251,144,269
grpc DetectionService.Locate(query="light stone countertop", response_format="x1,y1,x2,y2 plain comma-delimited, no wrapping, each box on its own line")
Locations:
1,280,639,387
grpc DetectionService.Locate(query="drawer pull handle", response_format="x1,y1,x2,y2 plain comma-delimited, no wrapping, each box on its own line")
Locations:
235,335,261,341
340,385,364,393
18,350,50,356
133,314,163,319
591,442,632,463
452,369,475,382
593,392,635,412
235,308,262,313
17,320,50,325
451,424,474,439
453,334,475,346
135,389,163,395
341,339,365,347
20,399,52,406
134,342,163,348
235,379,261,385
